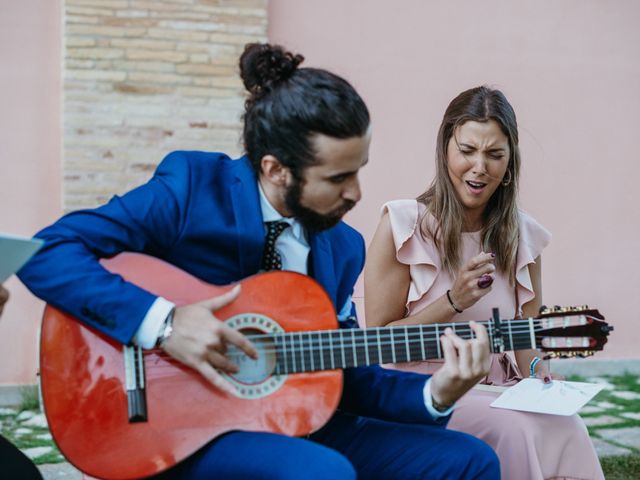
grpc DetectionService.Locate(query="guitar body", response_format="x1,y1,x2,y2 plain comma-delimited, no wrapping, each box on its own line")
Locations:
40,253,343,479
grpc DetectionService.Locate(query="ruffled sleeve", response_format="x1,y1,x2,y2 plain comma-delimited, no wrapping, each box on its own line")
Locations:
515,210,552,312
382,200,441,313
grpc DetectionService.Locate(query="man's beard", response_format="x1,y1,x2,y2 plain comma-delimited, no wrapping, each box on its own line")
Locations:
284,178,356,232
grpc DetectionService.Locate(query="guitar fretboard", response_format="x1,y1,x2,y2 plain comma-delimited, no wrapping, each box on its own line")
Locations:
267,319,540,375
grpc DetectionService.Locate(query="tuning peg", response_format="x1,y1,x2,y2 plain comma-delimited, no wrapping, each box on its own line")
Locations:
554,305,562,312
539,305,549,314
601,325,614,334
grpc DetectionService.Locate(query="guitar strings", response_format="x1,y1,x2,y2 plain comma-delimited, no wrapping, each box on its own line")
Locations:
144,324,582,359
139,319,593,369
226,317,584,342
221,330,583,362
143,325,579,356
143,329,585,373
220,340,554,360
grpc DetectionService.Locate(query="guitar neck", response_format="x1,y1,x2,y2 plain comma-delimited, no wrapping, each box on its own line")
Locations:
271,317,538,375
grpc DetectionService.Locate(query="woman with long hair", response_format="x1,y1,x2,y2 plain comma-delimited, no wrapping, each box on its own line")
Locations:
364,86,603,479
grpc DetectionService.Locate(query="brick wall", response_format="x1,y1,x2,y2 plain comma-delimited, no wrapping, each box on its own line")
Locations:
63,0,267,210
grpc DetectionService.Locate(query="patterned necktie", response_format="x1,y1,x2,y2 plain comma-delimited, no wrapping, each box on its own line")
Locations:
261,221,290,271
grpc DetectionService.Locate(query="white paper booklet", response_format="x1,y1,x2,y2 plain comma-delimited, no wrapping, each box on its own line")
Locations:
490,378,605,416
0,232,44,282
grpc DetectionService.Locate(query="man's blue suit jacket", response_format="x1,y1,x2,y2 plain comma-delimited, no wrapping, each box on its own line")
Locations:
18,151,447,426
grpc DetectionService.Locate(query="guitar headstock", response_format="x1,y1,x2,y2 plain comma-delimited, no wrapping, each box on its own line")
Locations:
535,305,612,359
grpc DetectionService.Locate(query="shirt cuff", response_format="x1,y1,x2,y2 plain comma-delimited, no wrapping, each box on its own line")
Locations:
133,297,176,349
423,378,455,419
337,295,353,322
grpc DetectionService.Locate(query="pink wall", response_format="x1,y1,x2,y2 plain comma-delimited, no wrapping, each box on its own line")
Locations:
0,1,62,384
0,1,636,387
269,0,640,358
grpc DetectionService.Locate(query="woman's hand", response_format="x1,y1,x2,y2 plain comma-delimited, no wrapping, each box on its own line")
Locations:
514,348,565,381
448,252,496,311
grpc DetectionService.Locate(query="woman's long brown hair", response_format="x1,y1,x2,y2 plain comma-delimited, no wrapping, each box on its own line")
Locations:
417,86,520,284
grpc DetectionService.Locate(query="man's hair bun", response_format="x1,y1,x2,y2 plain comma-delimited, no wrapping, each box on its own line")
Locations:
239,43,304,95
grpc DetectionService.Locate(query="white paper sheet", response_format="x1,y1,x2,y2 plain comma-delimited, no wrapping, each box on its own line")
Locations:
0,232,44,282
490,378,605,416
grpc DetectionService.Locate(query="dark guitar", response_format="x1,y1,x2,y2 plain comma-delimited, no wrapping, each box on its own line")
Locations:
39,253,612,479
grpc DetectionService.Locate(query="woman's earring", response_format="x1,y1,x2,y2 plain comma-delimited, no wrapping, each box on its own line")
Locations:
501,169,512,187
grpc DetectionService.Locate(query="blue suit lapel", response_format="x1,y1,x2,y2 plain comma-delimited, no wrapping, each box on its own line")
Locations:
230,158,264,277
310,232,337,307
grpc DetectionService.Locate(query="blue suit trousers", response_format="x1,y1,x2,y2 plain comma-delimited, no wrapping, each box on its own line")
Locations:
156,412,499,480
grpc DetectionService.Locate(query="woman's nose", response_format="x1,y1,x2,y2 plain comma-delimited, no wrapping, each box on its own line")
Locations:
470,154,488,175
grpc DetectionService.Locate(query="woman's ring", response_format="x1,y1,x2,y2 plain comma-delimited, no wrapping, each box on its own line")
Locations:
477,275,493,289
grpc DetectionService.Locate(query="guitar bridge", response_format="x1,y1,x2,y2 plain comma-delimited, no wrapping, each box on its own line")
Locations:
124,345,148,422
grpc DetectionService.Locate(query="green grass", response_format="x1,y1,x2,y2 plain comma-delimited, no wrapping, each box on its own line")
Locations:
18,385,39,411
0,409,64,465
2,374,640,471
0,387,65,465
599,455,640,480
569,373,640,478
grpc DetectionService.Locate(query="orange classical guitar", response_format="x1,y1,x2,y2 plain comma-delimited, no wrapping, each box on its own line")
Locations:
40,253,612,479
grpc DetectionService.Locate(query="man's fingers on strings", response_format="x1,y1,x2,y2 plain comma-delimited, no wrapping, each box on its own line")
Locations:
198,362,237,396
198,284,241,311
222,326,259,359
469,320,489,344
208,350,239,374
440,329,458,362
443,327,469,348
446,330,473,374
468,322,491,374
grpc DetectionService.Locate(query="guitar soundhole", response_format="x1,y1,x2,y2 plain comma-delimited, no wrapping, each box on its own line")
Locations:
223,313,287,399
229,327,276,384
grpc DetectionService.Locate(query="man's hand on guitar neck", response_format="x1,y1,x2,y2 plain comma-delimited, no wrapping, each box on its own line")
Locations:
160,285,258,395
430,321,491,408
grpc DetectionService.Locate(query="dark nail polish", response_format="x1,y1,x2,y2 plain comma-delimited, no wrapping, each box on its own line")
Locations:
490,253,496,258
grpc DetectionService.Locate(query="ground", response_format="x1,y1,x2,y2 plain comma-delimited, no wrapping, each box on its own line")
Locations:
1,374,638,479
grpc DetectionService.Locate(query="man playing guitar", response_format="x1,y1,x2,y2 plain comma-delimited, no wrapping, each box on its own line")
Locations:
18,43,499,479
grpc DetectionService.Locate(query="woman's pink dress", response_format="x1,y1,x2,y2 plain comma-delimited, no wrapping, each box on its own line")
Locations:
381,199,603,480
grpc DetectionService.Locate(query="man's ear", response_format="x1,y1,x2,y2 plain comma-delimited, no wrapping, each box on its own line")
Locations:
260,155,290,186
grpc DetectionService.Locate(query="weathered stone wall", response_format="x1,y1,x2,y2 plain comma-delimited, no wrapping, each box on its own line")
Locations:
64,0,267,210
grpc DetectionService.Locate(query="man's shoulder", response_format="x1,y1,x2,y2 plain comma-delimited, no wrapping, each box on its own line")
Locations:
325,221,365,252
158,151,246,172
152,152,255,193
